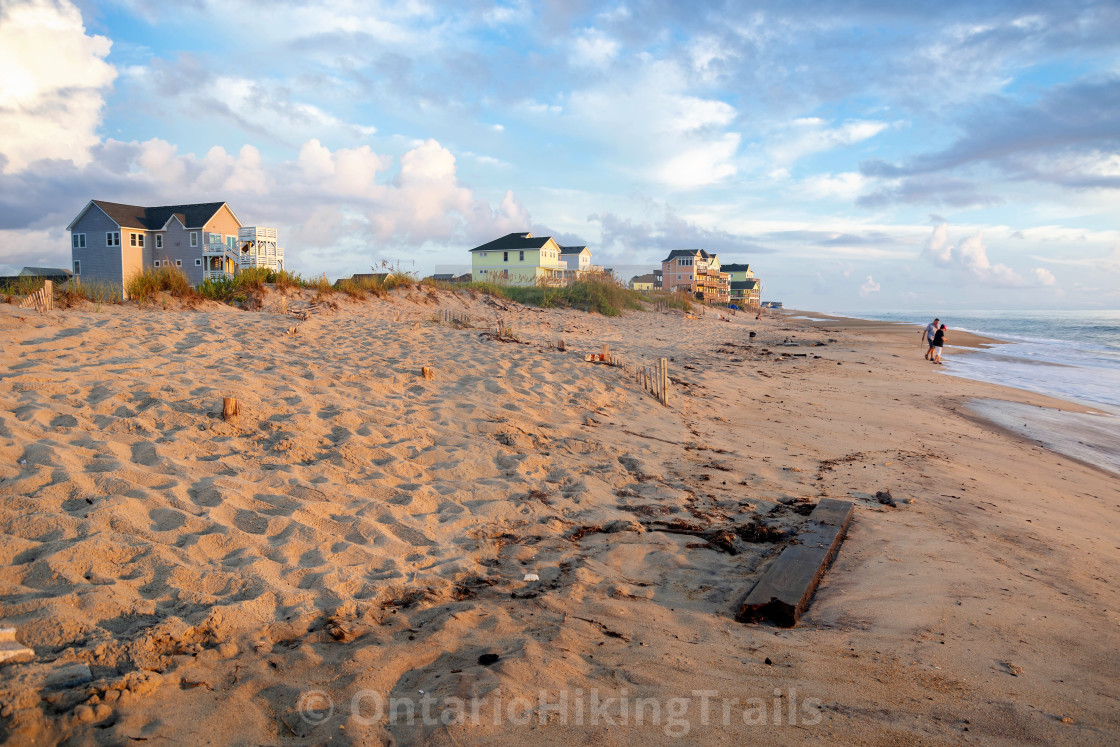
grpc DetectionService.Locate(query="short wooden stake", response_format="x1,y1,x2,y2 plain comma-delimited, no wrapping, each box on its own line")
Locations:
421,366,434,380
601,344,609,362
222,397,240,421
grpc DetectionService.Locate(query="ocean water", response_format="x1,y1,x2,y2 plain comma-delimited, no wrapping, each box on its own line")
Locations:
833,310,1120,413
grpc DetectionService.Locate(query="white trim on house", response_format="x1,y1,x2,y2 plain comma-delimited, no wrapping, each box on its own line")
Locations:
175,259,182,267
107,231,120,246
153,260,161,267
72,233,86,249
195,258,203,266
155,234,163,249
190,231,198,247
73,260,81,275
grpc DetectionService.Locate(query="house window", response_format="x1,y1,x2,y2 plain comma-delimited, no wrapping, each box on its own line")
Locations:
107,231,120,246
195,258,202,266
73,260,81,275
479,252,487,257
519,251,525,261
175,259,182,267
138,233,145,248
190,232,198,247
72,233,86,249
153,260,161,267
155,234,163,249
130,233,137,247
210,233,222,244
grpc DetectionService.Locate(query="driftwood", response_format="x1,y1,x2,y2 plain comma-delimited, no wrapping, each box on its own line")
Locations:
421,366,434,380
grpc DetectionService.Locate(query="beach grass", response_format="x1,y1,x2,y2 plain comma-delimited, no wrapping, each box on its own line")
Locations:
466,276,646,317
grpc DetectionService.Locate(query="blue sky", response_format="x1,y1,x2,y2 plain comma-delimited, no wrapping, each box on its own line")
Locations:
1,0,1118,309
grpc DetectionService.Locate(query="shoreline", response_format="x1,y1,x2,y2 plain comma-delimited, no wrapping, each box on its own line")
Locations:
787,307,1120,475
1,293,1117,744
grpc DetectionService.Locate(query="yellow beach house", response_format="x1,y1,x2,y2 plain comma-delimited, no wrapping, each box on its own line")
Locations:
470,232,568,285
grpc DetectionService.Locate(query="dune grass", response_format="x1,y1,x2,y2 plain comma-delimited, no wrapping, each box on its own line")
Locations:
126,266,197,307
467,276,646,317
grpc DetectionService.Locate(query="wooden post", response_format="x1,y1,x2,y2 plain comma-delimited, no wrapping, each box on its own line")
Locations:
601,344,609,362
654,358,663,405
222,397,239,421
422,366,434,380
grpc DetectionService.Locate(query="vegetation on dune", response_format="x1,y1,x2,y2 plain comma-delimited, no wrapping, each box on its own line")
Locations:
4,261,687,319
466,276,646,317
126,266,196,307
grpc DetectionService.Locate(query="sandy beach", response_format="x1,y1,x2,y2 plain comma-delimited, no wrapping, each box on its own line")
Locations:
1,290,1117,744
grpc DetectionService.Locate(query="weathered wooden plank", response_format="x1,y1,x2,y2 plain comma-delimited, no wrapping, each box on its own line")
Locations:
736,498,854,627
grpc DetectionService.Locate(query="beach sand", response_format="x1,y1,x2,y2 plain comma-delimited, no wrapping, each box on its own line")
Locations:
0,290,1117,744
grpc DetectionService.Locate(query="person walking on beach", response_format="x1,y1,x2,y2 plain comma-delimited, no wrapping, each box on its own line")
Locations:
931,324,947,364
922,318,940,360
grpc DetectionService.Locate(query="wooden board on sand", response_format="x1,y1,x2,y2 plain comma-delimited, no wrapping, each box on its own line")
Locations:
736,498,854,627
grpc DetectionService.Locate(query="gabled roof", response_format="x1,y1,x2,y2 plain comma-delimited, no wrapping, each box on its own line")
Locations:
70,200,233,231
660,249,703,262
630,273,657,283
470,232,555,252
559,245,589,256
730,280,760,289
721,263,751,272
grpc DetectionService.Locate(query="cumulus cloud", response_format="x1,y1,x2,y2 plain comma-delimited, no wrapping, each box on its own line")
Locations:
859,275,880,296
0,134,532,270
920,222,1055,287
0,0,117,173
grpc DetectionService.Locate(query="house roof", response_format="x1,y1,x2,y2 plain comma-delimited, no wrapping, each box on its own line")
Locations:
559,246,589,256
20,267,72,278
470,232,555,253
80,200,231,230
660,249,703,262
721,263,751,272
730,280,760,289
630,273,657,283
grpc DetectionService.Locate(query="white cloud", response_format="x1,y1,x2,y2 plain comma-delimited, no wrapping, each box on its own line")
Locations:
800,172,869,200
0,0,117,173
571,28,620,68
921,222,1057,287
565,59,741,188
767,118,888,167
1034,267,1056,285
859,275,881,296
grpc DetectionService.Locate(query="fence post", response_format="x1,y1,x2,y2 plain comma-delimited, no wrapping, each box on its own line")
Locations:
660,358,669,406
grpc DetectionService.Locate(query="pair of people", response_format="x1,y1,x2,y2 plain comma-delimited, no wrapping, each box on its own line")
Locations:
922,318,948,364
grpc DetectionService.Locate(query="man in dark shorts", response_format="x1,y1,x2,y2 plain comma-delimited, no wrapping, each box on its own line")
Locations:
922,318,940,360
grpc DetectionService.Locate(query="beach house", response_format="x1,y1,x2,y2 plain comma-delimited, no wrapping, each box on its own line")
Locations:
660,249,730,304
469,232,570,285
560,246,592,271
66,200,284,295
629,273,657,291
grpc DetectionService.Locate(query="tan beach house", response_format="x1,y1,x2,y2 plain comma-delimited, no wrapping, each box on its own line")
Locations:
67,200,284,295
660,249,731,304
